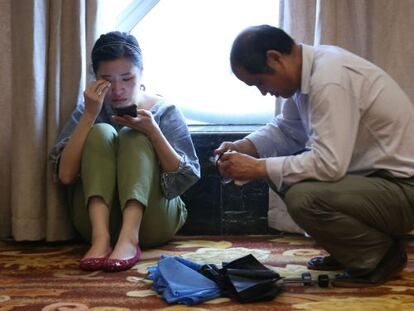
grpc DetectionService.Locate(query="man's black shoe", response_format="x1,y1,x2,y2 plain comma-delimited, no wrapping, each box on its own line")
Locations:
332,243,407,288
307,255,344,271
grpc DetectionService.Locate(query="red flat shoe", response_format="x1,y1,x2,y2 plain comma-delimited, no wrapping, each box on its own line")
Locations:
79,248,112,271
104,245,142,272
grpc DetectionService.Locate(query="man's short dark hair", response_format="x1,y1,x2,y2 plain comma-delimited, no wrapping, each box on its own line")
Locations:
230,25,295,74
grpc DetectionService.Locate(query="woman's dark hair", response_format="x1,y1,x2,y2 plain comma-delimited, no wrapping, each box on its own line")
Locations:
91,31,143,74
230,25,295,74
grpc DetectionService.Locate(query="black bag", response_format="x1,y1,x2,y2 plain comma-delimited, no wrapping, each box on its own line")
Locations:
200,254,283,303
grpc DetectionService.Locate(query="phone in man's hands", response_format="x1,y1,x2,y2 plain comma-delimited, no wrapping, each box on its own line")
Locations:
113,104,138,117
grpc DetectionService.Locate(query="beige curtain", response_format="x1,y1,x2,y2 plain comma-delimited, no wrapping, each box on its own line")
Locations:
269,0,414,233
0,1,12,239
0,0,98,241
279,0,414,102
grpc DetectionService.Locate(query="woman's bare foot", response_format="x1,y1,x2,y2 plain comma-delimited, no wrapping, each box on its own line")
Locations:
79,235,112,271
82,235,112,260
108,200,143,260
108,236,138,260
104,236,141,272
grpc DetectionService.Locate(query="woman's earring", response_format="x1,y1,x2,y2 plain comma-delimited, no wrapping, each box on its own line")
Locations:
140,84,146,91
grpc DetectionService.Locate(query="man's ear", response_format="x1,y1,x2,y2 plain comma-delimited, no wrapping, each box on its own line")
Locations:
266,50,283,67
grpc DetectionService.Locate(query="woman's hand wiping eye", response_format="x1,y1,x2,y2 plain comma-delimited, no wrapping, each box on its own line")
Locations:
83,80,111,119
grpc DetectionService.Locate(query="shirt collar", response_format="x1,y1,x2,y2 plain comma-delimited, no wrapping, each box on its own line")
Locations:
299,44,315,95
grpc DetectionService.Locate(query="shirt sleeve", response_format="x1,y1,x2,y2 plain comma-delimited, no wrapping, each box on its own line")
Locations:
158,105,201,199
266,84,360,191
246,97,308,158
48,104,85,181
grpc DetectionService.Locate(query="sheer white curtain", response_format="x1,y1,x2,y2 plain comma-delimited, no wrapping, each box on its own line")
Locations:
269,0,414,233
0,0,99,241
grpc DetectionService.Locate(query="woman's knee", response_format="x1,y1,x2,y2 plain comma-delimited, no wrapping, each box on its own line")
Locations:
118,128,155,157
85,124,118,150
119,128,151,146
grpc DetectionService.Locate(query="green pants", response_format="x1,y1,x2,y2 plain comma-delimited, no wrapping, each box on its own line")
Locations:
283,171,414,275
68,124,187,248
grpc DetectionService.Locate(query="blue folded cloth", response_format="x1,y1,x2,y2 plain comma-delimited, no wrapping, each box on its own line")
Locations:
147,255,221,305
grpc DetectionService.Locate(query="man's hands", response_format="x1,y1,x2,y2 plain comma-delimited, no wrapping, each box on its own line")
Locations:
214,141,240,155
216,151,267,182
214,140,267,183
83,80,111,120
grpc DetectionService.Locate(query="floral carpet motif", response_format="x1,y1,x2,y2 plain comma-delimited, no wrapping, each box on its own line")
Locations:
1,235,414,310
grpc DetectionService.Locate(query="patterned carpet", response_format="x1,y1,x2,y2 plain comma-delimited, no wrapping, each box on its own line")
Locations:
1,234,414,311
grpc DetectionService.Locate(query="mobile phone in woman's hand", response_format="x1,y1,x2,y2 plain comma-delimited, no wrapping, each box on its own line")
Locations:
113,104,138,117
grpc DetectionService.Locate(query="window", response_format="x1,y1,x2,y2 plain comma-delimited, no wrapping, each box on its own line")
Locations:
100,0,279,125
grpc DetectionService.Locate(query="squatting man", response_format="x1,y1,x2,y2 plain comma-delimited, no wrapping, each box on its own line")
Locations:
215,25,414,287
